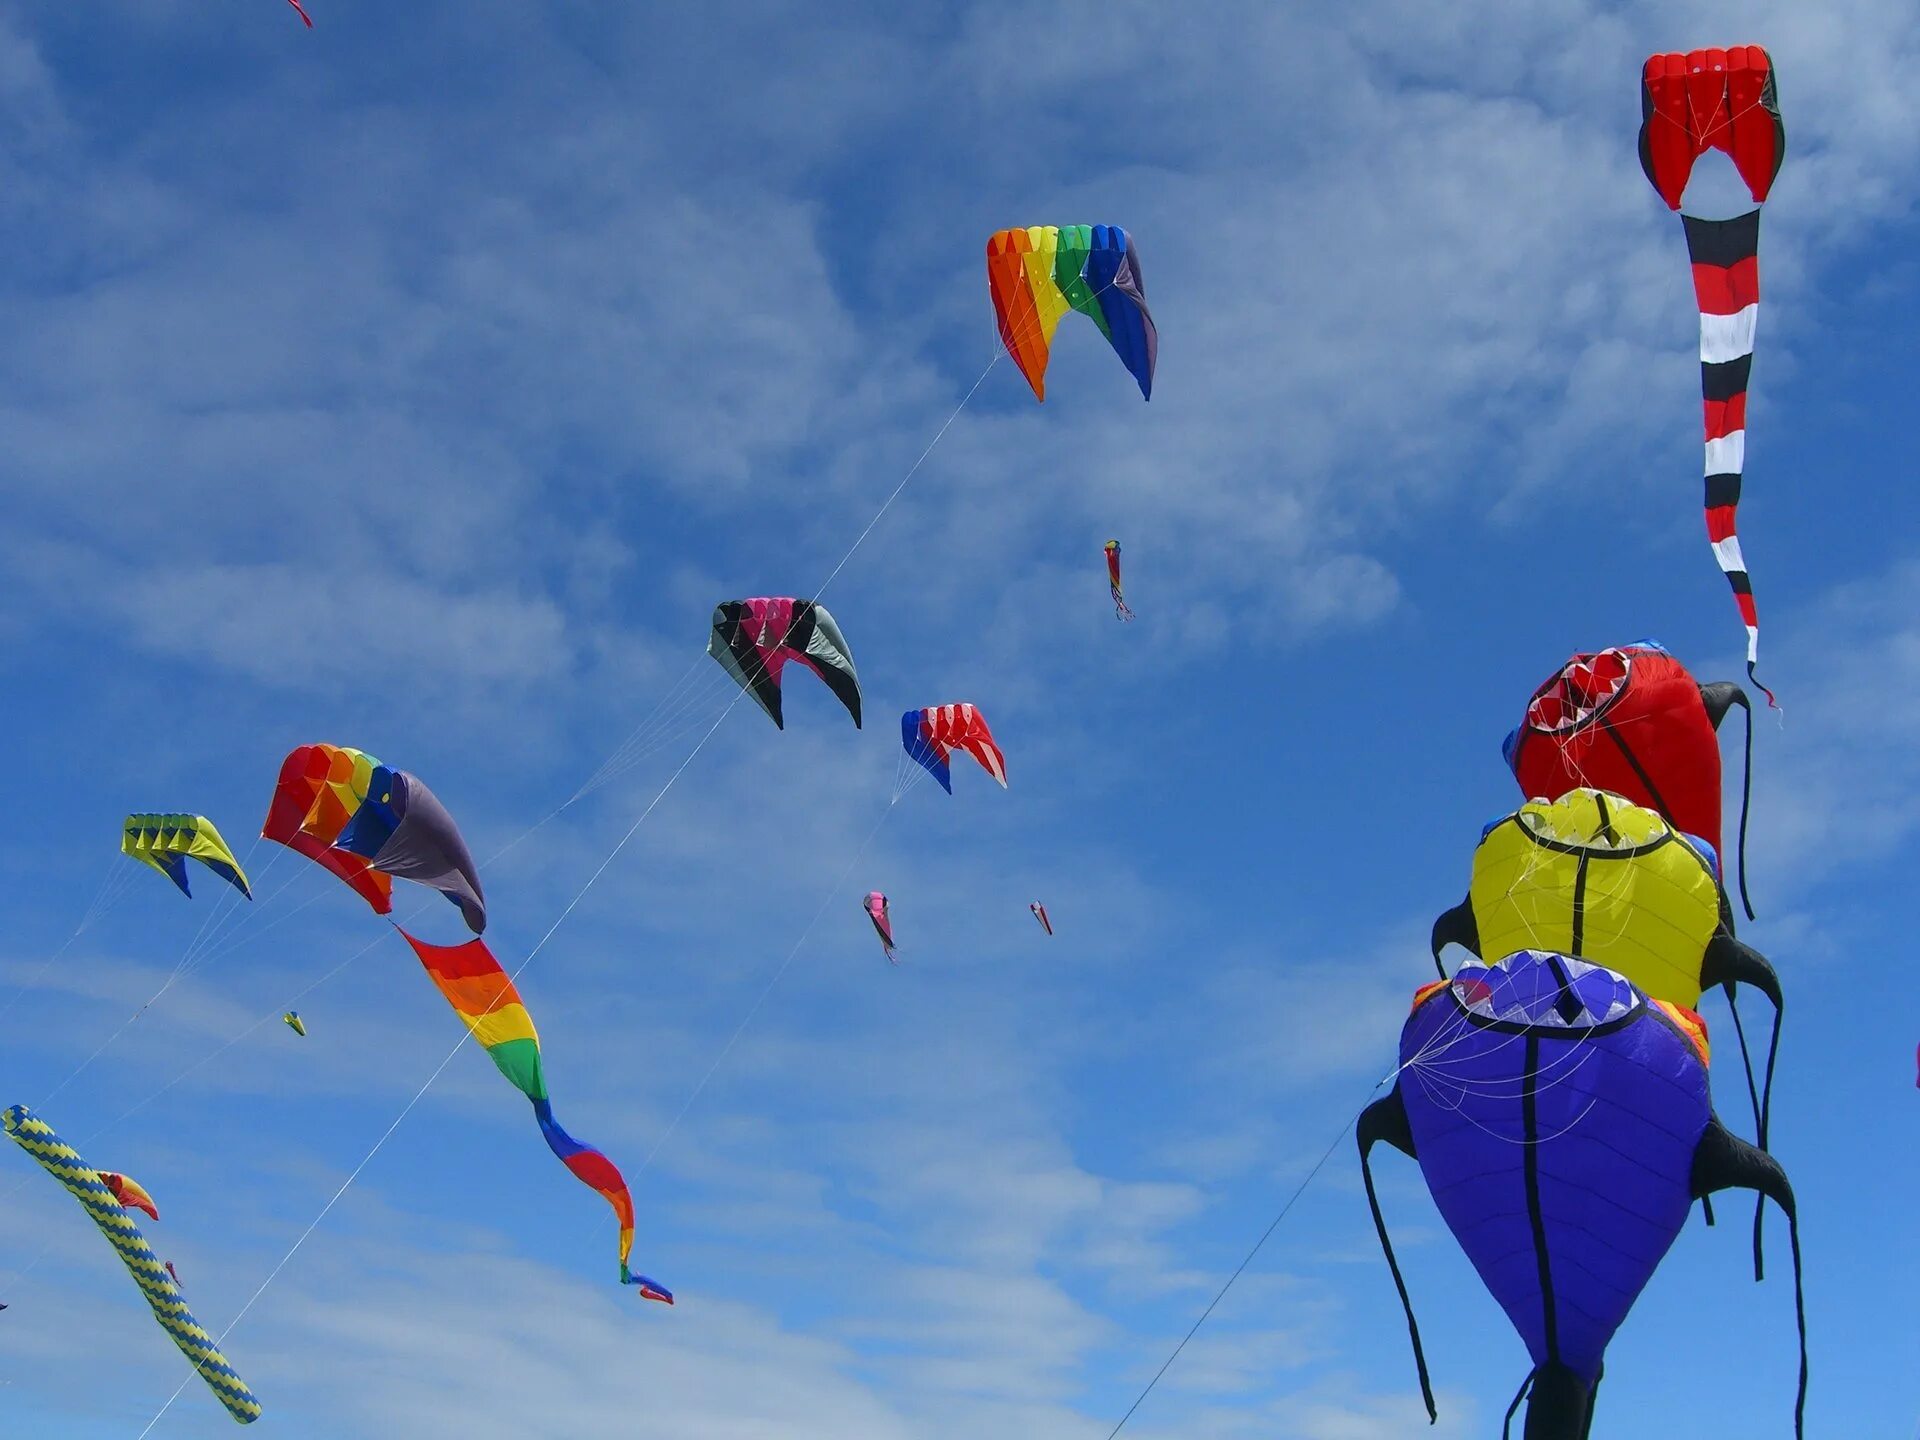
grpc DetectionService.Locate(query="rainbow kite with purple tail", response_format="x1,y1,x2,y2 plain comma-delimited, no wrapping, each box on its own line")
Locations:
401,930,671,1303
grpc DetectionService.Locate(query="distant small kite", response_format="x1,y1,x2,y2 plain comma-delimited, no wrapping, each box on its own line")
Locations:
1030,903,1052,936
99,1171,160,1222
282,1012,307,1037
287,0,313,26
1103,541,1134,621
864,893,897,963
901,705,1007,793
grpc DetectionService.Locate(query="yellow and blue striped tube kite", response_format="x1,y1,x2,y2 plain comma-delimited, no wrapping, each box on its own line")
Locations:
2,1105,262,1424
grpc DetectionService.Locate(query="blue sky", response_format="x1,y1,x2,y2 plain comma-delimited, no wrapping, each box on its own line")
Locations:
2,2,1917,1435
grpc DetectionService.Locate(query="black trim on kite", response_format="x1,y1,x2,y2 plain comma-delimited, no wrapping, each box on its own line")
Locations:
1521,1036,1560,1364
1701,354,1755,403
1597,719,1677,834
1429,899,1478,977
1703,475,1745,510
1356,1091,1436,1424
1681,208,1763,269
1690,1119,1809,1439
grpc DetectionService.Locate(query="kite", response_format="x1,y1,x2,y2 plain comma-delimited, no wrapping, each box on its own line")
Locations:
1640,46,1785,705
262,744,486,933
1503,640,1754,918
1030,902,1052,936
282,1011,307,1037
901,705,1007,794
261,745,392,915
3,1105,263,1424
122,815,252,901
99,1171,160,1222
1103,541,1134,621
863,892,897,963
165,1260,182,1288
986,225,1156,401
707,598,862,729
399,930,671,1302
286,0,313,24
1430,789,1785,1226
1358,952,1805,1439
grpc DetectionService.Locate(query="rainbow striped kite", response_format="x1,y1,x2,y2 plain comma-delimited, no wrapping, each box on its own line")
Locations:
399,930,671,1303
986,225,1156,401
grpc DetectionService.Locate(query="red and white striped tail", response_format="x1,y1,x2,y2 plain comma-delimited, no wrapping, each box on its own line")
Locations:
1684,209,1776,708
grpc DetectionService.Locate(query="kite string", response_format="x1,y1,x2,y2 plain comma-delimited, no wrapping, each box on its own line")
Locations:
1104,1077,1391,1440
137,351,1001,1434
631,799,897,1181
135,694,745,1440
0,855,135,1024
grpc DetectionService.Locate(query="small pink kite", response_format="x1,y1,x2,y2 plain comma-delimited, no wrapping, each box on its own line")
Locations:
864,892,897,963
287,0,314,25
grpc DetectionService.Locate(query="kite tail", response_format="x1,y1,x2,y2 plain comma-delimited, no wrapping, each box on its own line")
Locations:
1111,589,1135,622
531,1098,672,1303
2,1105,262,1424
1684,210,1777,709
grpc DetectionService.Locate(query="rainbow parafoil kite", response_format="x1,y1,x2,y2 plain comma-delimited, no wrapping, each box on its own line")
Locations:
986,226,1156,401
262,743,485,933
1639,47,1784,704
1503,641,1753,918
901,704,1007,793
4,1105,262,1424
864,892,896,963
1358,952,1805,1439
708,597,862,729
399,931,671,1302
122,815,252,901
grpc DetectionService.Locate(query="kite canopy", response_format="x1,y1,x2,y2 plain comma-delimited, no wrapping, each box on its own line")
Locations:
262,744,393,915
4,1106,262,1424
1358,952,1805,1439
1639,46,1784,211
262,744,485,934
1503,641,1753,918
99,1171,160,1223
708,598,862,730
335,766,486,933
1429,789,1779,1011
122,815,252,900
864,892,896,963
1431,788,1784,1183
987,225,1156,401
901,705,1007,794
